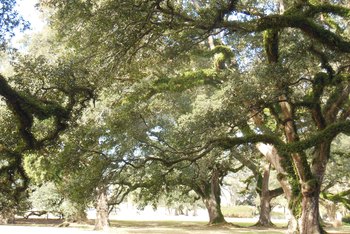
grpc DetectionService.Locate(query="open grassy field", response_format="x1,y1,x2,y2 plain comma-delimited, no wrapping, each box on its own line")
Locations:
1,218,350,234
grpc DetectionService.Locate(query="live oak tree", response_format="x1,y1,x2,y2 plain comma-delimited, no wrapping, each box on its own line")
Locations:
42,1,350,233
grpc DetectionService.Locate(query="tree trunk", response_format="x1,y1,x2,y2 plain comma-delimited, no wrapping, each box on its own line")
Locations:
94,186,109,231
299,192,325,234
70,207,88,223
258,194,273,226
197,168,227,225
256,164,274,226
203,195,226,225
297,143,330,234
256,143,300,233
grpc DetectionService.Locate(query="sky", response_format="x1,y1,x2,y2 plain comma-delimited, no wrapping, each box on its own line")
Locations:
12,0,45,46
16,0,45,32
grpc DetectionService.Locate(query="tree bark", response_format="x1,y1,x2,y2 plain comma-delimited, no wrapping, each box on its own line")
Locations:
256,164,274,226
297,143,330,234
258,193,273,226
196,168,227,225
299,192,324,234
94,186,109,231
69,206,88,223
203,195,226,225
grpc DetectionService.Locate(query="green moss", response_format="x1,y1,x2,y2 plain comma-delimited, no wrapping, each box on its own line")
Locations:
211,45,234,70
263,29,279,63
289,194,302,218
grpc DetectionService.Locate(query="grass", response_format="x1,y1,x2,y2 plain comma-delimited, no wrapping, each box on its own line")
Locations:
5,218,350,234
110,220,285,234
222,205,256,218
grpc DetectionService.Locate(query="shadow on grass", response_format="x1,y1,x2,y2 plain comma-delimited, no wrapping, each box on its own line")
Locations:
8,219,350,234
109,220,285,234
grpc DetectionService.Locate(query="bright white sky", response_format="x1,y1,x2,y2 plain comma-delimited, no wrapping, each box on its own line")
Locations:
16,0,45,32
12,0,45,46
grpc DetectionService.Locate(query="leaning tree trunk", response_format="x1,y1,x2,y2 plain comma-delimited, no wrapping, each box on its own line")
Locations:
203,195,226,225
256,143,300,233
94,186,109,231
196,168,227,225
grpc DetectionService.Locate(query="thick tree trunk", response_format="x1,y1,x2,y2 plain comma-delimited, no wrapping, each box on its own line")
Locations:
196,168,227,225
258,194,273,226
203,195,226,225
297,143,330,234
256,164,284,227
94,186,109,231
299,193,325,234
256,164,274,226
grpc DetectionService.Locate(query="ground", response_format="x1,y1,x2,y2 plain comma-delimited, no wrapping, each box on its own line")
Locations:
1,217,349,234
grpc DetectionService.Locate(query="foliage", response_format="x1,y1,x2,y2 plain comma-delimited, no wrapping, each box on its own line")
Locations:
3,1,350,232
343,215,350,224
29,182,86,220
29,182,63,216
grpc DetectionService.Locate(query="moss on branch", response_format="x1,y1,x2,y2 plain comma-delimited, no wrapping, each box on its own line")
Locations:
216,120,350,153
221,7,350,53
304,3,350,18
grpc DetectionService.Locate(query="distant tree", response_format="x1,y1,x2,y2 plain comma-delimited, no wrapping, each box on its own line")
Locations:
320,134,350,224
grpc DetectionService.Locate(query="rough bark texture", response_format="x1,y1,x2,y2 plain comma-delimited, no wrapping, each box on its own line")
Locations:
256,165,274,226
300,194,324,234
94,187,109,231
196,168,227,225
203,195,226,225
257,192,273,226
297,143,331,234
